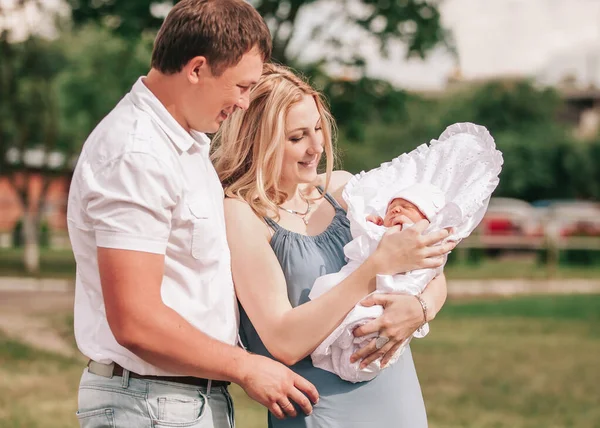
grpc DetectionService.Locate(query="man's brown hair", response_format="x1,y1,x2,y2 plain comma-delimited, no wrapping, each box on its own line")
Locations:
151,0,272,76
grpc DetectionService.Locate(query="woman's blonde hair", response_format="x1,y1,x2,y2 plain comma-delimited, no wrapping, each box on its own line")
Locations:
212,63,337,219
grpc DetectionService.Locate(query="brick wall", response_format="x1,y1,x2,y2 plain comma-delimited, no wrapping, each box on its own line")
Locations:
0,173,70,232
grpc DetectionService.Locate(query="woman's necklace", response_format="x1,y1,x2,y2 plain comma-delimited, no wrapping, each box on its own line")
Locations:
279,194,312,225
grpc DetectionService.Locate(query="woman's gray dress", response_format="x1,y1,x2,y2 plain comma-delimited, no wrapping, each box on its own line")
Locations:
239,190,428,428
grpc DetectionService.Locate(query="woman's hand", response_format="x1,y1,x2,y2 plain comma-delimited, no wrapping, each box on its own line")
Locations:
349,293,423,368
350,274,448,368
372,218,455,275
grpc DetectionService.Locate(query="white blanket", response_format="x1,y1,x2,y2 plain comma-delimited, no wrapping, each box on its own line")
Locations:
309,122,503,382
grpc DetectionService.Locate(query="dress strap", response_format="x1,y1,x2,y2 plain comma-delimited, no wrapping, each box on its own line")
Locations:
263,216,280,231
316,185,344,211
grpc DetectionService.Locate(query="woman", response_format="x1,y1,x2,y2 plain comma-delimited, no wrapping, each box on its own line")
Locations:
212,63,453,427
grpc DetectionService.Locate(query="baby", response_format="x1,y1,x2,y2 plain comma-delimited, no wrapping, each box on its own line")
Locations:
366,199,425,226
365,183,445,228
309,122,504,383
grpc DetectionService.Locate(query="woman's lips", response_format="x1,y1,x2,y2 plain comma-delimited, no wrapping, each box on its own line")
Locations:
299,158,318,167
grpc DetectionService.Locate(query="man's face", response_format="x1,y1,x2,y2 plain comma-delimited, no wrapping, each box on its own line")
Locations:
186,47,263,133
383,198,427,227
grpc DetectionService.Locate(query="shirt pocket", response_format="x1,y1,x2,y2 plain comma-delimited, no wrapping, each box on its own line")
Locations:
188,201,220,261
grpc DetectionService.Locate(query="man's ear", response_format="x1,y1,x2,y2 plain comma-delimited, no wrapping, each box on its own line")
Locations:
185,56,211,84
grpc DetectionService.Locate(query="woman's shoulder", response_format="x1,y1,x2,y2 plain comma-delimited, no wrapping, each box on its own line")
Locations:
316,170,355,210
223,197,271,238
317,170,354,191
223,196,251,213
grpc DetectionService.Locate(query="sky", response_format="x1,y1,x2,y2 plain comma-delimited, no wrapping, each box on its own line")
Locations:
0,0,66,40
2,0,600,91
289,0,600,90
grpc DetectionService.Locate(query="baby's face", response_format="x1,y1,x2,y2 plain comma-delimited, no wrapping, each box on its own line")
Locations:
383,198,427,227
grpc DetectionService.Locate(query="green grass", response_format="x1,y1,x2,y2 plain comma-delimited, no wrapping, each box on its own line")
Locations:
3,248,600,280
444,257,600,280
0,331,84,428
416,295,600,427
0,248,76,279
440,293,600,321
1,295,599,428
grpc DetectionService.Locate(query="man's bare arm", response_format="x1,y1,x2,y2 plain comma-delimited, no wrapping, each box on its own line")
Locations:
98,247,318,418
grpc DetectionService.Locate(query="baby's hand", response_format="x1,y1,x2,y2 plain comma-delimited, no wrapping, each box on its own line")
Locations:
366,215,384,226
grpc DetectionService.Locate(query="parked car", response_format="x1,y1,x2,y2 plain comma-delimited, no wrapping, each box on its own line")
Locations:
479,197,542,236
533,200,600,237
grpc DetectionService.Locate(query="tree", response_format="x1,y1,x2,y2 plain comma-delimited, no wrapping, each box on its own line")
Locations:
55,24,154,149
0,30,66,273
0,0,153,273
442,80,562,135
337,78,599,203
64,0,450,149
65,0,448,65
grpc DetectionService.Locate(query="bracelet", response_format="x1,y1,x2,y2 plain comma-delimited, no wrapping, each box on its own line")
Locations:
414,294,428,326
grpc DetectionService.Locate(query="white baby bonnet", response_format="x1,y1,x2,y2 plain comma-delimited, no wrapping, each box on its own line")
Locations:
342,122,504,253
390,183,446,221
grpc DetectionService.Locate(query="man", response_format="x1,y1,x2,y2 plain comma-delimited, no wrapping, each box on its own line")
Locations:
67,1,318,426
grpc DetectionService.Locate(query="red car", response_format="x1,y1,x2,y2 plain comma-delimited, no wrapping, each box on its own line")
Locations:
479,197,542,237
535,201,600,237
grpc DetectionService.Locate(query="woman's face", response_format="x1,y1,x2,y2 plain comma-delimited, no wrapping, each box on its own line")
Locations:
279,94,324,187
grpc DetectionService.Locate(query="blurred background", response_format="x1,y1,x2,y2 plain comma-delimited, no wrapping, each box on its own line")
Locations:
0,0,599,427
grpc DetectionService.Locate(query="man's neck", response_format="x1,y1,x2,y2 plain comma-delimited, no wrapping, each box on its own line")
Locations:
144,69,190,132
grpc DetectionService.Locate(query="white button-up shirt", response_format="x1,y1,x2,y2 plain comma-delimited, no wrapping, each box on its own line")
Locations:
67,77,238,376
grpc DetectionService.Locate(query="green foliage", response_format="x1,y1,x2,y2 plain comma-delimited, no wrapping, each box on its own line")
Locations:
323,77,409,141
445,80,561,133
0,34,66,171
336,78,600,202
54,0,447,158
3,1,597,209
66,0,165,39
559,249,600,266
65,0,448,65
55,24,154,152
355,0,449,57
12,219,23,248
39,221,50,248
440,294,600,321
262,0,447,63
0,248,76,278
0,8,153,165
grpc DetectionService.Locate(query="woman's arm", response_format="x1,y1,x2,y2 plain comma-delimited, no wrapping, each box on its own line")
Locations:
421,272,448,321
224,198,452,366
225,198,377,366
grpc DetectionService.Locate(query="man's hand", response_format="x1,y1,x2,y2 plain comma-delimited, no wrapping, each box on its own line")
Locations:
239,354,319,420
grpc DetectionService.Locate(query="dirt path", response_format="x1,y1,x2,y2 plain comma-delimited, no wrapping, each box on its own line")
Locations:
1,277,600,357
447,278,600,296
0,289,76,357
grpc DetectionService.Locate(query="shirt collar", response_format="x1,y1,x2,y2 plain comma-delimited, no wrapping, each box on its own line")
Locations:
129,77,211,153
189,130,212,155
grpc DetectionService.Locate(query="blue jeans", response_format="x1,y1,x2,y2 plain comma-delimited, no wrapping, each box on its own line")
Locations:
76,368,235,428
